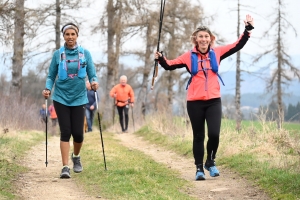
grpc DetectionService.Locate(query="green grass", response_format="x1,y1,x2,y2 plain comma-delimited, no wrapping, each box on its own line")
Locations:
136,118,300,200
282,122,300,136
73,131,196,200
219,154,300,200
3,118,299,199
222,119,300,133
0,130,45,199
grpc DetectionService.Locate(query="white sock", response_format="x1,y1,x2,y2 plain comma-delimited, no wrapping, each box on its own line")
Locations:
73,153,80,157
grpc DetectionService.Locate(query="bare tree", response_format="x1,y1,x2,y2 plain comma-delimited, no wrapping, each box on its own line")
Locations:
254,0,300,129
0,73,9,95
130,1,163,117
10,0,25,101
93,0,206,121
27,0,87,75
0,0,14,45
235,0,242,131
55,0,61,49
93,0,148,121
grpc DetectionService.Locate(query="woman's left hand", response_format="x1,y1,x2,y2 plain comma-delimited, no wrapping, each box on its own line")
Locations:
244,14,254,27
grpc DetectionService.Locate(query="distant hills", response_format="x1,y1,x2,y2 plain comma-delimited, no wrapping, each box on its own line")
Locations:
216,53,299,107
220,69,299,94
220,69,300,108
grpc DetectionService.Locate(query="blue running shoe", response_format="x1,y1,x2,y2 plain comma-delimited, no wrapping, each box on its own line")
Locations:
195,171,206,180
204,165,220,177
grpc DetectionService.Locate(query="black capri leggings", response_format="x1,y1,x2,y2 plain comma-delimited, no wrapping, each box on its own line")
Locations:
53,101,85,143
187,98,222,165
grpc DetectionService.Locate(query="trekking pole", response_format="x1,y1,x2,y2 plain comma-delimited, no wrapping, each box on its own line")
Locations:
45,98,48,167
131,105,135,132
93,80,107,170
151,0,166,90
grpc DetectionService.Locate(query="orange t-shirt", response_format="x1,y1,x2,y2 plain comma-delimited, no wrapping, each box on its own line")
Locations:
48,105,57,119
110,84,135,107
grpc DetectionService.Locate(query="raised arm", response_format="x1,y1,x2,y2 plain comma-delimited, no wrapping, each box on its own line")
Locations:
218,14,254,61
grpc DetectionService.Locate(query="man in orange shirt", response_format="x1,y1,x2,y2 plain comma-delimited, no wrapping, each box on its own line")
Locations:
110,75,134,133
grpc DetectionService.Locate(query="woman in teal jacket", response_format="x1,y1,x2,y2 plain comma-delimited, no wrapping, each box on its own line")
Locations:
42,22,99,179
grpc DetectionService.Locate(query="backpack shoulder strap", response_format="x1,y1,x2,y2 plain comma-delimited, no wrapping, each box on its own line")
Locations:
208,49,218,73
190,50,198,75
209,49,225,86
59,46,65,62
186,50,199,90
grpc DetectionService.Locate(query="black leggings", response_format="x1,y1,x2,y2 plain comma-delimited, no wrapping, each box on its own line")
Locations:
116,105,129,131
53,101,85,143
187,98,222,165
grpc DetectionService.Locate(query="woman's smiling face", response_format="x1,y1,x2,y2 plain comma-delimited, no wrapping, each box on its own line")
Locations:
63,29,78,48
195,31,211,53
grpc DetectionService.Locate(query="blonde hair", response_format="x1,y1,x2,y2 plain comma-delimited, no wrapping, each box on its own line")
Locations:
190,26,216,47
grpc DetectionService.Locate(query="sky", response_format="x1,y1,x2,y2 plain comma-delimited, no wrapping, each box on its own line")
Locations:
201,0,300,55
81,0,300,73
80,0,300,55
1,0,299,78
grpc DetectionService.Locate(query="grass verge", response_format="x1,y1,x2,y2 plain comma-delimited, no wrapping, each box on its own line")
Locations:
135,119,300,200
220,154,300,200
0,130,45,199
73,131,195,200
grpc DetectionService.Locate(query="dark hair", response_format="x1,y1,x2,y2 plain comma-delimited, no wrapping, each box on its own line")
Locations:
61,22,79,35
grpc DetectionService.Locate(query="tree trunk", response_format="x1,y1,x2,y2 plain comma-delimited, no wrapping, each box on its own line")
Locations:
235,0,242,131
166,21,176,112
11,0,25,101
137,23,153,115
104,0,117,122
111,2,122,124
55,0,61,50
276,0,283,129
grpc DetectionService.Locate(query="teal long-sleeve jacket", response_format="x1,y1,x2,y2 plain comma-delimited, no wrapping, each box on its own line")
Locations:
45,45,98,106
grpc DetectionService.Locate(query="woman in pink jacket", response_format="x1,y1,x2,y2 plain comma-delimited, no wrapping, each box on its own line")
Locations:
155,15,254,180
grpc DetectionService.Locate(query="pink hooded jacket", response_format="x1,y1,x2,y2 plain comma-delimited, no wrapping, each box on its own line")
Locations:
158,30,251,101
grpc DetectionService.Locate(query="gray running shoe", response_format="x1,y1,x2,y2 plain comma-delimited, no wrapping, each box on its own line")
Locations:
71,153,83,173
60,166,71,178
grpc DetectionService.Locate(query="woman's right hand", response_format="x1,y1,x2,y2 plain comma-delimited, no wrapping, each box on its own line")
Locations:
154,51,162,60
42,89,51,99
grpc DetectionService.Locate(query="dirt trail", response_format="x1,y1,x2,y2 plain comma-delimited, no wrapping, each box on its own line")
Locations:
15,136,98,200
115,130,271,200
15,127,271,200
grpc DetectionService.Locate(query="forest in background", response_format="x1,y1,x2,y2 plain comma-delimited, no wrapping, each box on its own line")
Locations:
0,0,299,131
